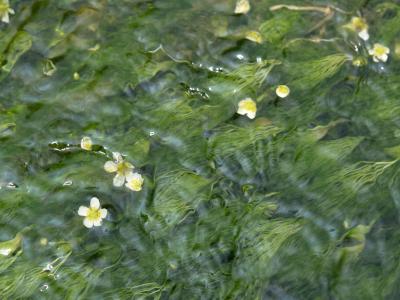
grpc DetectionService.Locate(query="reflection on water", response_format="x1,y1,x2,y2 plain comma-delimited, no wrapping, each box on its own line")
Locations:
1,0,400,298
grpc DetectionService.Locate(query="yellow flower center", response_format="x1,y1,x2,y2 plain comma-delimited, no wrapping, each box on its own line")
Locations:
276,85,290,97
128,179,142,191
117,162,131,175
240,99,256,113
351,17,367,31
87,208,101,222
374,45,387,56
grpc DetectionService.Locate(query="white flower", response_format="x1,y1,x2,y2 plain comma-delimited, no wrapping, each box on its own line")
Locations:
345,17,369,41
0,0,14,24
125,172,144,191
369,43,390,63
237,98,257,119
275,85,290,98
77,197,107,228
234,0,250,14
358,30,369,41
104,152,134,187
0,248,11,256
80,136,92,151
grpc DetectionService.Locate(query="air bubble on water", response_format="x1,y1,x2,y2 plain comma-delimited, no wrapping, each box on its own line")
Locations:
6,182,17,189
63,180,73,186
149,131,156,136
236,54,244,60
39,284,49,292
43,263,53,272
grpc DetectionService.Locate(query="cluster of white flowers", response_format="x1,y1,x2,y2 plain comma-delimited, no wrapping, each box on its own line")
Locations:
104,152,144,191
344,16,390,63
77,137,145,228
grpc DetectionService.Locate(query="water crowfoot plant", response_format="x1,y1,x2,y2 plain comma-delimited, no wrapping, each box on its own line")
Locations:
344,17,370,41
104,152,135,187
77,197,108,228
275,85,290,98
369,43,391,63
237,98,257,119
125,172,144,192
1,0,400,298
80,136,93,151
0,0,14,24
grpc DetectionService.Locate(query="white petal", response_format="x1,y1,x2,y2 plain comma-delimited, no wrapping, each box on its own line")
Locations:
80,137,92,151
126,172,142,181
380,54,388,62
125,173,144,191
237,107,247,115
358,30,369,41
100,208,108,218
247,111,256,119
2,13,9,23
113,152,123,162
104,161,118,173
8,8,14,15
113,174,125,187
77,206,89,216
368,49,374,55
93,219,102,227
373,56,379,63
234,0,250,14
0,248,12,256
83,218,94,228
90,197,100,209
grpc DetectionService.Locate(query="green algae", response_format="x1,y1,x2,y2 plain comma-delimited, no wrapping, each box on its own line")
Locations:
0,0,400,299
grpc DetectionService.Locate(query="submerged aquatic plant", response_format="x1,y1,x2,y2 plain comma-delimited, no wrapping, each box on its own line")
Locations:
1,0,400,298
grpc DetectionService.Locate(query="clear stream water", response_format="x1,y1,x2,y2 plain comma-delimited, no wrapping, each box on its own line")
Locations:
1,0,400,299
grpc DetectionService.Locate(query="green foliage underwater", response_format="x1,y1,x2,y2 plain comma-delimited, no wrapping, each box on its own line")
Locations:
1,0,400,299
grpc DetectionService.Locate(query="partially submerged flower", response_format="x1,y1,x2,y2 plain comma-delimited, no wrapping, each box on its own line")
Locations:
125,172,144,192
80,136,92,151
368,43,390,63
276,85,290,98
78,197,107,228
234,0,250,14
237,98,257,119
245,31,263,44
0,0,14,24
352,57,367,67
345,17,369,41
104,152,134,187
